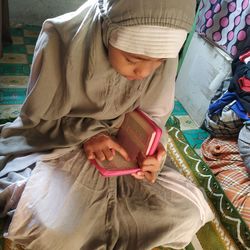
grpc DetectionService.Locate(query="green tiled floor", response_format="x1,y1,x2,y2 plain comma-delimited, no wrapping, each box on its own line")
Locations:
172,101,209,154
0,25,40,121
173,100,189,116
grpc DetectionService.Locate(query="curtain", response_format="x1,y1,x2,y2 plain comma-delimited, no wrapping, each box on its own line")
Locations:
196,0,250,58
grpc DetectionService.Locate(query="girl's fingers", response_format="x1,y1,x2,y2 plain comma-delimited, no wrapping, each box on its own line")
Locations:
156,143,166,161
111,148,116,156
137,153,161,166
141,164,160,173
85,149,95,160
144,171,157,183
110,141,130,161
103,148,114,161
83,133,130,162
132,171,156,183
131,171,145,180
141,157,159,166
95,151,106,161
138,145,166,165
137,154,159,170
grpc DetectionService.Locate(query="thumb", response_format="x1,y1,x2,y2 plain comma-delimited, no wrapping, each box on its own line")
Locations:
156,143,166,161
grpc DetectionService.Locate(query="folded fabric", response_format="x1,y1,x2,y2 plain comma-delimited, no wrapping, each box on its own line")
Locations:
238,76,250,92
210,79,231,104
229,50,250,113
238,123,250,173
201,137,250,226
209,91,250,121
204,104,243,138
195,0,250,58
204,91,247,138
239,50,250,63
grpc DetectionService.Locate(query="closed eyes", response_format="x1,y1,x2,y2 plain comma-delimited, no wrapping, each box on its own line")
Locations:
126,57,140,65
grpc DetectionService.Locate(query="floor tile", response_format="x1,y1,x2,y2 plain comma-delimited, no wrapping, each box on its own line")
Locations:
183,129,209,149
26,45,35,54
24,25,42,31
0,76,29,88
0,53,28,64
12,36,24,45
0,88,27,105
0,64,30,76
24,29,40,37
173,100,188,116
175,115,199,131
3,44,26,54
0,104,22,119
10,27,24,36
24,37,38,45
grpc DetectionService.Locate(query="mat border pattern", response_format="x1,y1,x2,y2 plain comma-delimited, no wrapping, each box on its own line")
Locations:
166,117,250,250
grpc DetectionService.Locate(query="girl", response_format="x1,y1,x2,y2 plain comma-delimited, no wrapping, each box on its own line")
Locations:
0,0,214,249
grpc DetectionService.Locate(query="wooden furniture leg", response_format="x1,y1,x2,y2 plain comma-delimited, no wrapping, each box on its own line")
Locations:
0,0,12,57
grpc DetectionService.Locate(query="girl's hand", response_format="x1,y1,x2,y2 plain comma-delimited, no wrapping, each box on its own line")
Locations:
83,132,130,161
131,143,166,183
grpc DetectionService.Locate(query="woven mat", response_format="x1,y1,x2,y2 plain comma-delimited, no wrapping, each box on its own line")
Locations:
166,116,250,249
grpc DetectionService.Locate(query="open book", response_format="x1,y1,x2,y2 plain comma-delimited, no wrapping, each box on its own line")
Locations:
90,109,162,177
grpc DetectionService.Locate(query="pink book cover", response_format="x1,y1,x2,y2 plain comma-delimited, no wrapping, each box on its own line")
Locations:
91,109,162,177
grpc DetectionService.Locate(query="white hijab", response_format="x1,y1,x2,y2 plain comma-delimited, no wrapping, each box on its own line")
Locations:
109,25,187,58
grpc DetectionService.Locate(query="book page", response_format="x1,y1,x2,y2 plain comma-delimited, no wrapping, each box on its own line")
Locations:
96,152,138,171
117,111,156,161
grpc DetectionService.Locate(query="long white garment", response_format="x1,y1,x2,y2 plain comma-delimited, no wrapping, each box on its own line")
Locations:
6,146,214,250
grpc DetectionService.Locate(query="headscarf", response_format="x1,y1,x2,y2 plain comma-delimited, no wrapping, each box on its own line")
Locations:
109,25,187,59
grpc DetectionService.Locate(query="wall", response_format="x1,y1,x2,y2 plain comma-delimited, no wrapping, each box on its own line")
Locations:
175,33,232,126
9,0,86,25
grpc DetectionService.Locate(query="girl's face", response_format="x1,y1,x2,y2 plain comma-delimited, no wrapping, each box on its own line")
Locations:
108,45,165,81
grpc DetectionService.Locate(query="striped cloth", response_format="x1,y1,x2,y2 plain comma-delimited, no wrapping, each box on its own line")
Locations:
204,108,243,138
201,137,250,227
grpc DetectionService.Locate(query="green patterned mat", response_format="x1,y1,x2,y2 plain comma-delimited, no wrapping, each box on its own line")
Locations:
0,24,250,250
166,116,250,250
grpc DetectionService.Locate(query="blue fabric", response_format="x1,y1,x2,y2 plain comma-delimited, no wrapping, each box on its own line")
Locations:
209,91,236,114
231,101,250,121
208,91,250,121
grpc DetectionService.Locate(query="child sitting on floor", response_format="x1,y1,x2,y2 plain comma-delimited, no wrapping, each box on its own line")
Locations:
0,0,214,249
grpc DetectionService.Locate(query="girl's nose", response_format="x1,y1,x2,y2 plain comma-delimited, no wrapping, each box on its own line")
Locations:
134,62,158,79
134,64,152,78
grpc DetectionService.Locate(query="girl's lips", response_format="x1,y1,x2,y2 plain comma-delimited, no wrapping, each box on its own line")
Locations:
125,76,143,81
126,76,136,80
